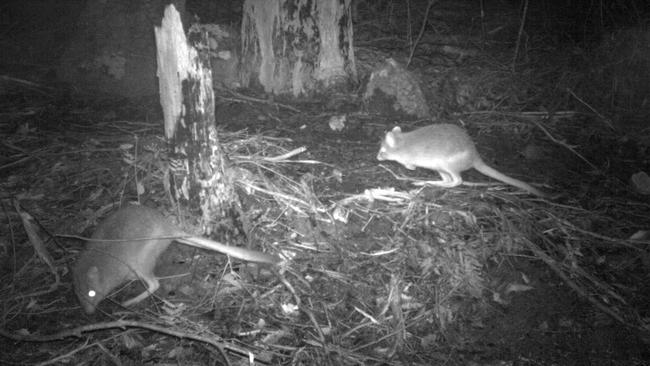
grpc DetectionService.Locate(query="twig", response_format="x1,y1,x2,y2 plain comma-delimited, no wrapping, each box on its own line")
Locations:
0,155,33,171
336,188,414,205
0,75,53,96
523,237,644,333
406,0,438,67
465,110,577,119
529,119,600,172
219,89,301,113
259,146,306,162
13,200,60,291
0,320,275,365
36,339,91,366
511,0,529,71
476,0,480,38
566,88,615,130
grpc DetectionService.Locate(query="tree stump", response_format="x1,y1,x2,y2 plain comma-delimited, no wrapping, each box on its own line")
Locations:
155,4,240,236
240,0,356,96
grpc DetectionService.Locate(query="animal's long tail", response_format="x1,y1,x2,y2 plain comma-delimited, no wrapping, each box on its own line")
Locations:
176,237,281,264
473,160,548,198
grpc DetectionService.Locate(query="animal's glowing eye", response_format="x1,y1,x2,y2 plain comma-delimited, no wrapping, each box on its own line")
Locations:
88,290,96,298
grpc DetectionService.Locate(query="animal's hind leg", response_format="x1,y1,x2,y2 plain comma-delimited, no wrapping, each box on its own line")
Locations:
417,170,463,187
440,170,463,187
122,275,160,307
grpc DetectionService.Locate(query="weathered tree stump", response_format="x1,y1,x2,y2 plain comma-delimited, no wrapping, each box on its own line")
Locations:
155,4,240,236
240,0,356,96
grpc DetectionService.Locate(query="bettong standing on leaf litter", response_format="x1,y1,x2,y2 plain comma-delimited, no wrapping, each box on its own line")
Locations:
73,205,280,314
377,123,549,198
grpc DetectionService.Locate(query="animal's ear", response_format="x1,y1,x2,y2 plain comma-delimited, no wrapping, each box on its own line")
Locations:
385,132,396,147
391,126,402,133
